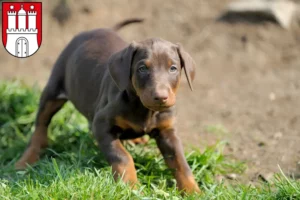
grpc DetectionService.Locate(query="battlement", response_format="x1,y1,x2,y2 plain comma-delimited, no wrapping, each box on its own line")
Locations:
28,11,37,16
7,11,16,16
7,28,38,34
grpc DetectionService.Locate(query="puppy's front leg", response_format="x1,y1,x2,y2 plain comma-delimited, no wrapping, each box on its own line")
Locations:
93,117,137,186
154,128,200,194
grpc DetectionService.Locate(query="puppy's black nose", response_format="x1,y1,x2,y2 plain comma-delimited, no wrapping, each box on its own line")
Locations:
153,92,168,103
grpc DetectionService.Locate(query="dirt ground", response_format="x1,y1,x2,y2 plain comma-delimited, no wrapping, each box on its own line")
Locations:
1,0,300,183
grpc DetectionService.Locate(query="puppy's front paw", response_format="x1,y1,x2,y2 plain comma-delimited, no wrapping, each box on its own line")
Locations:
177,175,201,195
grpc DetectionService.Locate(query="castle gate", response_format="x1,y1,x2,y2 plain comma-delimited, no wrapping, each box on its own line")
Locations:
15,37,29,57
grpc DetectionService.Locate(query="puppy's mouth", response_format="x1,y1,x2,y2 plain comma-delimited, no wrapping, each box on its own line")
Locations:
144,104,172,112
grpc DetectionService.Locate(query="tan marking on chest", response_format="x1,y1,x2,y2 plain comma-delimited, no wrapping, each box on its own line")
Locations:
115,116,144,132
115,116,175,133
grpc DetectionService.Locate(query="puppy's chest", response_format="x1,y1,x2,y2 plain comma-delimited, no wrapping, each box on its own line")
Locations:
114,114,174,135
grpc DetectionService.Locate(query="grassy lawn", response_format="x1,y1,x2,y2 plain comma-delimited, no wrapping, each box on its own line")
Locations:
0,81,299,199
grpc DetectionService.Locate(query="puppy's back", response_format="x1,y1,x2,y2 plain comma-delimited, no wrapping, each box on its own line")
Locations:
47,28,127,119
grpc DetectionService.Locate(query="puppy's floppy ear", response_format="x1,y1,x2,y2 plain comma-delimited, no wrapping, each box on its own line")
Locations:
108,42,137,91
176,43,196,91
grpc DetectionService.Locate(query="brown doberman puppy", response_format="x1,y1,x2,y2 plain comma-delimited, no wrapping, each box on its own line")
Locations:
15,18,200,194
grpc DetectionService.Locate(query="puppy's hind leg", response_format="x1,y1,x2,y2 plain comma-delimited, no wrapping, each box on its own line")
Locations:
15,84,67,169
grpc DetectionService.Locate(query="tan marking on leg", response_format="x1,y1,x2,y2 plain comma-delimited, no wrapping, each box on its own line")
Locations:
15,100,66,169
112,158,138,187
155,130,201,194
15,126,47,169
175,172,200,194
110,142,138,187
164,153,200,194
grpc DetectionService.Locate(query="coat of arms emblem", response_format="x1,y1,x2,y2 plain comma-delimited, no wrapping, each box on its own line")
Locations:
2,2,42,58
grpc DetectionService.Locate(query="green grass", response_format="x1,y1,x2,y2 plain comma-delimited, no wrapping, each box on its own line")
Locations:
0,81,299,199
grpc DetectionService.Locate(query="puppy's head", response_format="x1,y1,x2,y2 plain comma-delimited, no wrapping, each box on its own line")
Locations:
108,38,195,111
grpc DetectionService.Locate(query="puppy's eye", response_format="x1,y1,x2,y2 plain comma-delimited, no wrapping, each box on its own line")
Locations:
169,65,178,73
138,65,148,73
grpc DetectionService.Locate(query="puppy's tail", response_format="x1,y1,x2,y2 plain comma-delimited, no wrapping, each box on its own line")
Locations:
112,18,144,31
